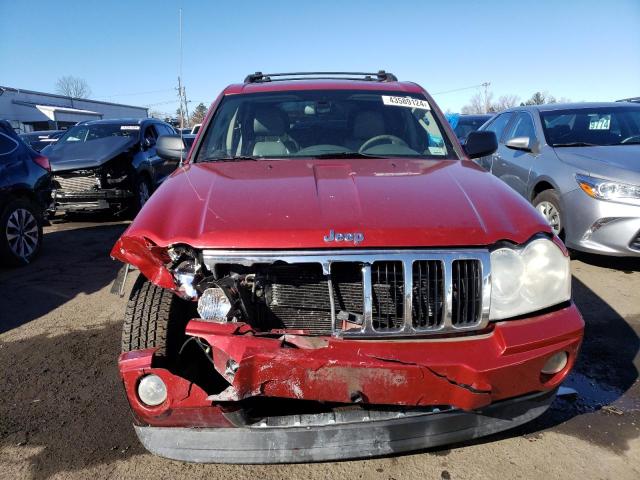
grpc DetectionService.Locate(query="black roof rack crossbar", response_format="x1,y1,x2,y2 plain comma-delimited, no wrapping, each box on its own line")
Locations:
244,71,398,84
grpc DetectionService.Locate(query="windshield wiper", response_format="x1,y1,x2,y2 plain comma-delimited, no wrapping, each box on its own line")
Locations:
311,152,386,159
552,142,599,147
200,155,260,162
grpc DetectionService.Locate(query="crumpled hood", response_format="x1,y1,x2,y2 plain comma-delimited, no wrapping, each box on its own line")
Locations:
48,137,136,172
554,145,640,184
117,158,549,251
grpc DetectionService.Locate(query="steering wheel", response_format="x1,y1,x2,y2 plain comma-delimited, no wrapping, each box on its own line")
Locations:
621,135,640,144
359,135,408,152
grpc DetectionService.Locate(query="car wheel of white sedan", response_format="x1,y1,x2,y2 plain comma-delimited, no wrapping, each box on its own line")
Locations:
533,190,563,237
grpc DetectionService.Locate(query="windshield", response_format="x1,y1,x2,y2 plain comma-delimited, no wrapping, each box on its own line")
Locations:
195,90,455,161
56,124,140,145
541,106,640,147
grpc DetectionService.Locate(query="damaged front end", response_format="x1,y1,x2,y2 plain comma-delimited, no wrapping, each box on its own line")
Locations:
113,238,584,463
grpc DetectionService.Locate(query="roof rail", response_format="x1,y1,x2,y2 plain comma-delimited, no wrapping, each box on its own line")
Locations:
244,71,398,84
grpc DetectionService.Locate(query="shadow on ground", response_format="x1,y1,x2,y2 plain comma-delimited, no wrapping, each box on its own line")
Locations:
0,219,128,333
0,322,144,480
442,274,640,455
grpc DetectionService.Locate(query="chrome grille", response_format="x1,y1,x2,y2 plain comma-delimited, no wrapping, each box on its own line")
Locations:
202,249,491,338
53,173,98,193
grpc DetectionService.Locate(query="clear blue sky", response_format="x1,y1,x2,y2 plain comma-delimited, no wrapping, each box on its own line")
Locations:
1,0,639,114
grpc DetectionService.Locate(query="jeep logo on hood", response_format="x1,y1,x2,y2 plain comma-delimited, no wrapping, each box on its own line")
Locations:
323,230,364,245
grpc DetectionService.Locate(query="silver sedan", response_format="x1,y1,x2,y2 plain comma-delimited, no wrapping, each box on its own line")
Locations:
476,102,640,256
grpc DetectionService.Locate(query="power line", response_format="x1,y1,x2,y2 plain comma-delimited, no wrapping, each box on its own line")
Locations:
432,83,489,95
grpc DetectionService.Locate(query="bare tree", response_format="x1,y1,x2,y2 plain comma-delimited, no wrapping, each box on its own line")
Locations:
461,92,486,114
494,95,520,112
55,76,92,98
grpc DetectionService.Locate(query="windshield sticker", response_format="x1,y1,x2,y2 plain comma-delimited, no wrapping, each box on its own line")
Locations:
428,146,446,155
120,125,140,131
589,115,611,130
382,95,431,110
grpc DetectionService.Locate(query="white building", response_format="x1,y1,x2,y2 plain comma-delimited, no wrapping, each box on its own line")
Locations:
0,85,149,133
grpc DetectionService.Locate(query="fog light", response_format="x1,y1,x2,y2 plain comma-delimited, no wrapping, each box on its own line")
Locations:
197,287,232,322
541,352,568,375
137,374,167,406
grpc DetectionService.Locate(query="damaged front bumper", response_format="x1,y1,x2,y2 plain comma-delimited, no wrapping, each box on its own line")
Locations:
53,188,133,211
119,303,583,463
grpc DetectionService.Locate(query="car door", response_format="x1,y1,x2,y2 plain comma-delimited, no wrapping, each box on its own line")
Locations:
475,112,514,171
0,130,22,190
491,111,539,197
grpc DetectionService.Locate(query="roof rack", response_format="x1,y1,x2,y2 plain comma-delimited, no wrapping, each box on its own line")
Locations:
244,71,398,84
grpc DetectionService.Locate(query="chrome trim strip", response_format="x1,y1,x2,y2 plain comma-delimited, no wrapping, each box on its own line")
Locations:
202,249,491,338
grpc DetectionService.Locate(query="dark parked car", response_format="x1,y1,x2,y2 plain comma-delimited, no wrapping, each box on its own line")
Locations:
0,120,52,265
447,114,494,141
45,118,178,214
20,130,65,152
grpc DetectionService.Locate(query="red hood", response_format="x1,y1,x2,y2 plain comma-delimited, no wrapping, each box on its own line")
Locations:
116,158,549,251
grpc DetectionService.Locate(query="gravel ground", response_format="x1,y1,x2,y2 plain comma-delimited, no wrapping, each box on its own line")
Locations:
1,217,638,480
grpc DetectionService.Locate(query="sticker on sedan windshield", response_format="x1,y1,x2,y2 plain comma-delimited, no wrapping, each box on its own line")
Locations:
120,125,140,131
382,95,431,110
588,115,611,130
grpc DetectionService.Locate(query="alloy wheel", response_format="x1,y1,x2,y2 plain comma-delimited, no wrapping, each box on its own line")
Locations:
6,208,39,260
536,201,561,235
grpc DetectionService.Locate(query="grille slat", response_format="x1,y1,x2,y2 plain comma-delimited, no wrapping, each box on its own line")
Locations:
53,173,98,193
451,260,482,326
412,261,444,329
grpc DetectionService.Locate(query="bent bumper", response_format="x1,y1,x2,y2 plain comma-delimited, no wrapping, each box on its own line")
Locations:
134,389,556,463
54,188,133,211
562,189,640,256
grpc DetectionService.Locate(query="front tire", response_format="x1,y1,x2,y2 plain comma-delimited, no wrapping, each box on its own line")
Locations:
121,275,193,362
533,190,564,237
131,175,152,215
0,198,43,266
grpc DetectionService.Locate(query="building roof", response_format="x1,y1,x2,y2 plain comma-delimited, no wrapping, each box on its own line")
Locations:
0,85,148,111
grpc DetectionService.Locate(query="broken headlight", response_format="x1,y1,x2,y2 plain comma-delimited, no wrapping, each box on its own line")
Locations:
489,238,571,320
168,245,203,300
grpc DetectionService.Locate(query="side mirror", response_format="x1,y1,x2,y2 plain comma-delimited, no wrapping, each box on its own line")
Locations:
463,131,497,159
156,135,187,161
505,136,532,152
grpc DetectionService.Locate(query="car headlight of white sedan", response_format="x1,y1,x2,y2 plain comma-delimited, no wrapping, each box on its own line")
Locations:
576,173,640,206
490,238,571,320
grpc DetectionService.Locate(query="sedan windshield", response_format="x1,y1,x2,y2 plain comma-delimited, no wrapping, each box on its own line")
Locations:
56,124,140,145
195,90,456,161
541,106,640,147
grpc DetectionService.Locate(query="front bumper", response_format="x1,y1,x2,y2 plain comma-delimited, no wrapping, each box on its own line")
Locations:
134,389,556,463
562,188,640,256
53,188,133,211
119,304,583,462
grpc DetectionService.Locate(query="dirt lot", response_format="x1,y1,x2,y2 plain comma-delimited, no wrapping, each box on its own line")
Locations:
1,217,638,480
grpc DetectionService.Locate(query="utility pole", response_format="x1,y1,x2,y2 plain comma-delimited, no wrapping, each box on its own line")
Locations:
482,82,491,113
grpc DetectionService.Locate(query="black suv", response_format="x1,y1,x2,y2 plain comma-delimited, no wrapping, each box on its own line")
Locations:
0,120,53,265
45,118,178,214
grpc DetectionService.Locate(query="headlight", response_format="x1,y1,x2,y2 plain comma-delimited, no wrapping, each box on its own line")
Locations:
490,238,571,320
576,174,640,206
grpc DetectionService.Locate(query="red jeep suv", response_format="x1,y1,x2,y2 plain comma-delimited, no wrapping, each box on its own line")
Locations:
112,71,584,463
